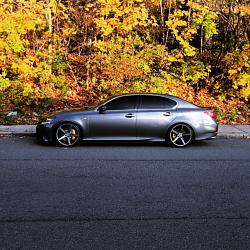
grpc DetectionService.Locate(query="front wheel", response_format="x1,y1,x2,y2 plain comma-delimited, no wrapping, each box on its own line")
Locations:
55,123,81,147
168,123,193,147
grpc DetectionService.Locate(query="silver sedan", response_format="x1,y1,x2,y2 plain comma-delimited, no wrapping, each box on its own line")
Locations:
36,93,218,147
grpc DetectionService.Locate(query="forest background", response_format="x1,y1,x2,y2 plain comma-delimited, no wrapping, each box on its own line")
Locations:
0,0,249,124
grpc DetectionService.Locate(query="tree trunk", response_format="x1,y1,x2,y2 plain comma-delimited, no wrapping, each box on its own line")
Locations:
160,0,166,45
46,0,53,76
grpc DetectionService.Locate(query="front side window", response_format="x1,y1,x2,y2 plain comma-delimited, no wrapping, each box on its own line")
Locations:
105,96,137,110
140,96,177,109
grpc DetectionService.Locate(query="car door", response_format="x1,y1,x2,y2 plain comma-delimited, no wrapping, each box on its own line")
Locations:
88,95,139,140
136,95,177,140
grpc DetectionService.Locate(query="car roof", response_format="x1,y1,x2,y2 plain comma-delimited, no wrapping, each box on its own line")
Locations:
108,93,197,108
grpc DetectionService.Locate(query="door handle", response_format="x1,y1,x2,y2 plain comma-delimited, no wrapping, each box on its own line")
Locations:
163,112,171,116
125,113,135,118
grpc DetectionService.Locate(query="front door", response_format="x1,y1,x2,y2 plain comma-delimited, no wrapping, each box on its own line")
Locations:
89,95,139,140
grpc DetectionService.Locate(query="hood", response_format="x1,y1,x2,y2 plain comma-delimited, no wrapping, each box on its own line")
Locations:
47,107,96,119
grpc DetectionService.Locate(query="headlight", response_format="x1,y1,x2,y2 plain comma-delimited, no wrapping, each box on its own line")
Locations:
41,118,53,125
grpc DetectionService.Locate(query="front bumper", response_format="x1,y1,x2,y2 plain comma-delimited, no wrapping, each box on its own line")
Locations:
36,123,54,143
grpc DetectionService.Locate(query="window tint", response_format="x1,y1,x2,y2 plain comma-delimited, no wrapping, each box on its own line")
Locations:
140,96,176,109
105,96,137,110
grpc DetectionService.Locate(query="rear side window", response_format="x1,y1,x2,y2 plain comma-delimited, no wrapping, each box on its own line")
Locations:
105,96,138,110
140,96,176,109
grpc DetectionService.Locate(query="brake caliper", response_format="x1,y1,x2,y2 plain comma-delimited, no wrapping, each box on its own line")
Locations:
71,129,76,140
172,133,176,140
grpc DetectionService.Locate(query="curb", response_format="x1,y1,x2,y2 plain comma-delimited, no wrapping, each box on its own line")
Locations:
0,125,36,136
0,125,249,139
217,125,250,139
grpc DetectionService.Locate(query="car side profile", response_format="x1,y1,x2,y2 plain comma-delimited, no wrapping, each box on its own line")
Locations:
36,93,218,147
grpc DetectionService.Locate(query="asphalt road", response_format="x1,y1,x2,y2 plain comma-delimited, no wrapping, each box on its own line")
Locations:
0,137,250,250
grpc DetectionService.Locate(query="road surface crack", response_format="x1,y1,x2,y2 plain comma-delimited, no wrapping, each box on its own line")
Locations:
1,216,250,224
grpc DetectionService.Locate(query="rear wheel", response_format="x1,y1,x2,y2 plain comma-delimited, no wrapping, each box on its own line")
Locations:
168,123,193,147
55,123,81,147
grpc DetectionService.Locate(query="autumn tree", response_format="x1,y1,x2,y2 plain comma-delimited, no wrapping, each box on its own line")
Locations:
0,0,76,106
0,0,249,115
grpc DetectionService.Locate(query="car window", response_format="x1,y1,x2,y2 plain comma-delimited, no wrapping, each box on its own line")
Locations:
105,96,137,110
140,96,176,109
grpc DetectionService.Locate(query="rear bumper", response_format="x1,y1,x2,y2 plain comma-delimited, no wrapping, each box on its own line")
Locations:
195,123,218,141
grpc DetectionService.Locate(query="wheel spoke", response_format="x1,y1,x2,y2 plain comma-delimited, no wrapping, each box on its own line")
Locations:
67,137,71,145
173,136,179,143
172,129,179,135
180,137,186,146
58,135,67,141
59,127,66,133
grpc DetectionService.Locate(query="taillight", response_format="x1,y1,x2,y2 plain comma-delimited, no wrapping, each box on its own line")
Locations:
204,110,217,119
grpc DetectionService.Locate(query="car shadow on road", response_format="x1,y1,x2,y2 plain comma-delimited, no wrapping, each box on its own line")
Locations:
33,137,211,148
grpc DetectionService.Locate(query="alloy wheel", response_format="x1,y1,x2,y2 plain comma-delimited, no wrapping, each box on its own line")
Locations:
169,124,193,147
55,123,81,147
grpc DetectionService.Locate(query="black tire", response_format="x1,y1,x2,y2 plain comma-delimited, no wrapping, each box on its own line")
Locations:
167,123,193,147
55,122,82,147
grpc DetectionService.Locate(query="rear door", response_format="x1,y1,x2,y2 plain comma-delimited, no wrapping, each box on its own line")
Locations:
136,95,177,140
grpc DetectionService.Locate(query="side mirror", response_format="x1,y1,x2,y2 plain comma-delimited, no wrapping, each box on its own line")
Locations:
98,105,107,114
